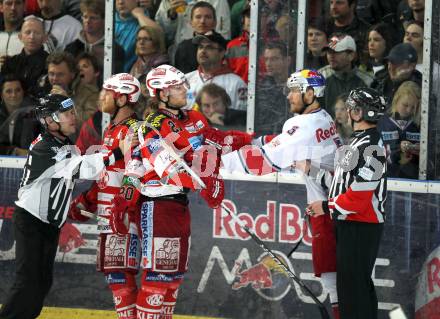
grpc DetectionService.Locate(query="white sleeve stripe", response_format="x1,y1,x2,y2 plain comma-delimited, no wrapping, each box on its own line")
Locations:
334,202,357,215
350,180,380,191
237,150,251,174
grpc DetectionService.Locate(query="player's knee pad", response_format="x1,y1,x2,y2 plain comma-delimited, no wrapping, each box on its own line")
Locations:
321,271,338,304
106,272,137,319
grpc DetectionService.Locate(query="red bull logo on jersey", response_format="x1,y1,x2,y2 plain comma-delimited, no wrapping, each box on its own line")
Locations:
316,121,337,143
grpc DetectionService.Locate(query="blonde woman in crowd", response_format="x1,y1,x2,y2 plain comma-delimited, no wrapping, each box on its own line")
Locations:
377,81,421,178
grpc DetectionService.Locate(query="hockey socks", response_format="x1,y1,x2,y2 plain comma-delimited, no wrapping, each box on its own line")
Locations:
107,272,138,319
137,271,183,319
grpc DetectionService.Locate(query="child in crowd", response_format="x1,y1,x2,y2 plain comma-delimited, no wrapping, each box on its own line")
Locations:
377,81,420,178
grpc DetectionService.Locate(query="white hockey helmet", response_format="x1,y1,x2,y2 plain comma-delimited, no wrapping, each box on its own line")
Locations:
286,69,326,98
102,73,141,103
145,64,189,97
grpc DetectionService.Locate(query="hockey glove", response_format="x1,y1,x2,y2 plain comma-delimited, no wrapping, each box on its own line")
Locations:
200,175,225,208
68,192,97,222
204,127,254,153
109,194,135,235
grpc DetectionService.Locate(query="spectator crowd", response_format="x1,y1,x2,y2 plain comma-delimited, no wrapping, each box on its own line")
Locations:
0,0,429,179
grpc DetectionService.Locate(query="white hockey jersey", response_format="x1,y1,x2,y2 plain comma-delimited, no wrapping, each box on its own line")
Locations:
185,69,248,111
222,108,341,202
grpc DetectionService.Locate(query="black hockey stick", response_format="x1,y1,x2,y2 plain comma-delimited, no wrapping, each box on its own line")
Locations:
220,203,330,319
285,214,310,258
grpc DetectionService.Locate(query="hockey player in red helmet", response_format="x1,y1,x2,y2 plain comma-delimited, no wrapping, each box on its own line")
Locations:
105,64,230,319
68,73,142,319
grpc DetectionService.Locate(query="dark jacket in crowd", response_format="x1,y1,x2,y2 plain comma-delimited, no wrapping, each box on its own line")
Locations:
326,15,371,64
65,33,126,74
0,100,41,155
305,51,328,71
320,67,373,118
1,48,48,98
174,38,199,74
371,69,422,107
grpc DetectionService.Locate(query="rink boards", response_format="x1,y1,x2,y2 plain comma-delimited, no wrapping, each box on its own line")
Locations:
0,166,439,319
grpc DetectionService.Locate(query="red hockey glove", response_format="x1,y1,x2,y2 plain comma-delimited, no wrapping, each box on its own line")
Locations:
109,194,135,235
68,192,97,222
200,175,225,208
204,127,254,153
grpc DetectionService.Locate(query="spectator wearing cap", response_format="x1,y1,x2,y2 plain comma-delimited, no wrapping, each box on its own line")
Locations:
255,41,291,135
174,2,217,73
306,18,329,70
37,0,82,52
0,74,40,155
66,0,125,74
325,0,371,65
115,0,161,72
130,26,169,79
226,3,250,82
403,20,423,72
371,42,422,107
186,32,248,126
155,0,230,47
319,33,373,117
0,0,25,67
1,16,48,98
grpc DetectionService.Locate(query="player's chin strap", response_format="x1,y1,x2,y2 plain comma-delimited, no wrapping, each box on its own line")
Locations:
158,90,183,111
44,114,69,139
111,103,131,121
299,93,316,115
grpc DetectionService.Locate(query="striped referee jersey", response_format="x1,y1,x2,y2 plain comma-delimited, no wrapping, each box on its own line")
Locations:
328,127,387,223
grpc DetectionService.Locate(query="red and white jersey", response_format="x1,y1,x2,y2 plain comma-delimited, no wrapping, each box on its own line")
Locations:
125,109,210,198
222,108,341,203
94,115,140,233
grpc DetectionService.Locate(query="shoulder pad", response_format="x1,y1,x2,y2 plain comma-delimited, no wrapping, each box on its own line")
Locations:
141,112,167,134
125,117,140,132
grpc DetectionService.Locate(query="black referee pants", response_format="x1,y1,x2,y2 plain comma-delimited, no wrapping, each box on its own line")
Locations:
0,207,60,319
336,220,384,319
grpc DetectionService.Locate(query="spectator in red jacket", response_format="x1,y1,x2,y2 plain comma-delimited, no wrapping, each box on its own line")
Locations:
226,3,250,82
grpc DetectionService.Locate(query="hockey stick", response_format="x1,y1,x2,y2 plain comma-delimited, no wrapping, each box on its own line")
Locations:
80,210,111,223
220,203,330,319
286,213,310,258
